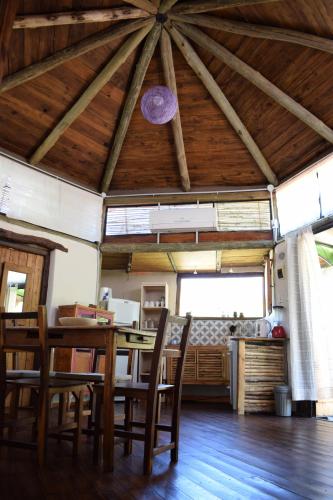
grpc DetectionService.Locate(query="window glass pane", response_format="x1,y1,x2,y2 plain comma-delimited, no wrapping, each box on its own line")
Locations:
276,171,320,235
179,276,264,317
318,156,333,217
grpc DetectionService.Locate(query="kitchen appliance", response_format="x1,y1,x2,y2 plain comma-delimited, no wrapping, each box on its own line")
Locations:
107,297,140,326
107,297,141,390
272,324,286,338
255,318,271,337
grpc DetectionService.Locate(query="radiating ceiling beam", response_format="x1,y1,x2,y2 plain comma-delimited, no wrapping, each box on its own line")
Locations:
176,22,333,145
100,23,162,193
13,8,150,29
160,29,191,192
0,0,19,82
29,22,154,165
172,0,280,15
0,18,153,94
123,0,157,14
159,0,179,13
167,23,278,185
169,13,333,54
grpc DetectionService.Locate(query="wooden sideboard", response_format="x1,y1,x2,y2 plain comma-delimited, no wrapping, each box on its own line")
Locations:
166,345,230,400
53,304,114,372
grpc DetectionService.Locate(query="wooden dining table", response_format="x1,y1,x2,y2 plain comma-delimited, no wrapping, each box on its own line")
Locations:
3,324,170,471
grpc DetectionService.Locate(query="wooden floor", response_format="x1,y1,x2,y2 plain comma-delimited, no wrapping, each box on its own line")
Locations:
0,403,333,499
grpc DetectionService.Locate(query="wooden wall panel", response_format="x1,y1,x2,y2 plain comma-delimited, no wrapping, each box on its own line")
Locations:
131,252,173,272
172,250,216,271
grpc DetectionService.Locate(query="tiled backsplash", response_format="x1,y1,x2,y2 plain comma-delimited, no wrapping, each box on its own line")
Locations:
169,318,257,346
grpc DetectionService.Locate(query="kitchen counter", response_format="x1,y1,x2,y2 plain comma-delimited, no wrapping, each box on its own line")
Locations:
230,337,288,342
230,337,287,414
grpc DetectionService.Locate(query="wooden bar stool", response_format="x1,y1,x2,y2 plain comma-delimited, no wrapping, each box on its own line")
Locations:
93,308,192,474
0,306,87,465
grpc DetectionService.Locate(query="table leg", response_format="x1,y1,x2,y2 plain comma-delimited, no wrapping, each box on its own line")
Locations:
103,329,117,472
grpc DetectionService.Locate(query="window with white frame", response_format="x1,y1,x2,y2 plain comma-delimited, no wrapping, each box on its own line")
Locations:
178,274,264,318
276,153,333,236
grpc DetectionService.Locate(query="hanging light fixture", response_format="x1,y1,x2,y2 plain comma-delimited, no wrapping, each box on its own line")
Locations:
141,85,177,125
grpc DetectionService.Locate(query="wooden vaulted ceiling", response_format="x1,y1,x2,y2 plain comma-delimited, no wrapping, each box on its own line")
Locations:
1,0,333,194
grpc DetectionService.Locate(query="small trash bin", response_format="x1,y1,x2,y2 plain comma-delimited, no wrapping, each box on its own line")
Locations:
274,385,292,416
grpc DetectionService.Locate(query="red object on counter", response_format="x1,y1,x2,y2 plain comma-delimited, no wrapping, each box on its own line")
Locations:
272,325,286,338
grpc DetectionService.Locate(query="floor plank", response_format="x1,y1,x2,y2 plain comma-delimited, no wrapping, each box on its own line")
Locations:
0,403,333,499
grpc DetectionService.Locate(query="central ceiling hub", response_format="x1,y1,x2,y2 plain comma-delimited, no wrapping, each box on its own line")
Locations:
156,13,167,24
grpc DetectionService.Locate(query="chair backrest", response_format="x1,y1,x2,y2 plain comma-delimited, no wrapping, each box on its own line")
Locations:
0,306,49,386
148,309,192,395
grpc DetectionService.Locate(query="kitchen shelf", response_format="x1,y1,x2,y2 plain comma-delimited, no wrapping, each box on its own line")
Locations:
139,283,168,383
142,307,163,311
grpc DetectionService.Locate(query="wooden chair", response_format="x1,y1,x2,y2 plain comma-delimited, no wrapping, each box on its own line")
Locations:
93,308,192,474
53,329,136,429
0,306,87,465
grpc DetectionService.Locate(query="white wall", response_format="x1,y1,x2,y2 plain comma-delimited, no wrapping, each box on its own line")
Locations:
273,241,289,335
0,153,102,242
101,270,177,313
0,218,99,325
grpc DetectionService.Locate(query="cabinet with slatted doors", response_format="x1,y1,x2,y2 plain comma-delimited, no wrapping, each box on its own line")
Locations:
166,345,230,400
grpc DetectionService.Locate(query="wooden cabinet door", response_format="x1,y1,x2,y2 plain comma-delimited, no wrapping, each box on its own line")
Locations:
167,348,196,384
223,351,230,383
197,348,228,383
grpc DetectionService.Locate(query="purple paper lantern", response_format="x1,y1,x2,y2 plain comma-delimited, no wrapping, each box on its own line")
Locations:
141,85,177,125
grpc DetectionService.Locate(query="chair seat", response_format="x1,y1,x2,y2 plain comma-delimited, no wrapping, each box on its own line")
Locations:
8,377,88,390
6,370,56,379
54,372,132,383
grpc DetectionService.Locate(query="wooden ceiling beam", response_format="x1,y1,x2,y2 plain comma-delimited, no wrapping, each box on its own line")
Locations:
123,0,157,14
167,252,177,272
0,0,19,82
216,249,222,272
0,18,154,94
100,23,162,193
159,0,179,13
104,190,270,205
167,23,278,185
101,240,273,253
176,22,333,145
172,0,280,15
170,14,333,54
29,22,154,165
13,8,150,29
160,29,191,192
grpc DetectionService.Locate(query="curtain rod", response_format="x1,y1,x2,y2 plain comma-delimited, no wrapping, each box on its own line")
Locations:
105,186,269,198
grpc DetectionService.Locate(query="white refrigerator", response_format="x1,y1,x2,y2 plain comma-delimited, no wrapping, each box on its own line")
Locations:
107,298,140,326
107,298,141,387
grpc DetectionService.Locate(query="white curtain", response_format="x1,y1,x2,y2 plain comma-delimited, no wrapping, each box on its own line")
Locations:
286,227,333,401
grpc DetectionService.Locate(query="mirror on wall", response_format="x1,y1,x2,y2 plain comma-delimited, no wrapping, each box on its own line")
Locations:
4,271,27,312
0,264,30,312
